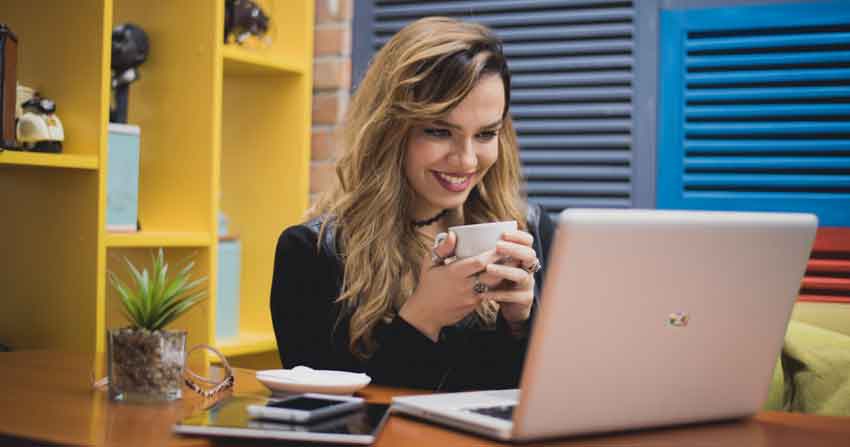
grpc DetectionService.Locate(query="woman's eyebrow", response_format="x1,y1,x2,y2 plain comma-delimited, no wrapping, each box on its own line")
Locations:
432,119,503,130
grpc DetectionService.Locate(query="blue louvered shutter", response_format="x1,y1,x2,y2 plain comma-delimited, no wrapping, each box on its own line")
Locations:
356,0,641,216
657,0,850,226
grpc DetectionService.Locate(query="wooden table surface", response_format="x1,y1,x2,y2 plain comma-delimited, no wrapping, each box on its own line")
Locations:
1,350,849,446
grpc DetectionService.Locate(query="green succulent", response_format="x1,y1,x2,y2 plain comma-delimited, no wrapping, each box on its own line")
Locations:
108,248,207,331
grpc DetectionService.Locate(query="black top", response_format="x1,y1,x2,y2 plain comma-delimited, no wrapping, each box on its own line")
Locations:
269,204,557,391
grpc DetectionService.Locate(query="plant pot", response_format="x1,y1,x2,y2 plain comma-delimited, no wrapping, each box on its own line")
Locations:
107,328,186,402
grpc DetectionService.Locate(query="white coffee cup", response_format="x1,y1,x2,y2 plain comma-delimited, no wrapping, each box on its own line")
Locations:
448,220,518,259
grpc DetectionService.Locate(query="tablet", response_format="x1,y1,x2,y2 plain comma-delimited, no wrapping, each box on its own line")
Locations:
174,394,391,444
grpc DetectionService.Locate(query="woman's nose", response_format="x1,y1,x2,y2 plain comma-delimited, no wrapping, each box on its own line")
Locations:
449,138,478,171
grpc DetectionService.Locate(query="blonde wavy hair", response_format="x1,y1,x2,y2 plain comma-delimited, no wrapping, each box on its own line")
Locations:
309,17,526,359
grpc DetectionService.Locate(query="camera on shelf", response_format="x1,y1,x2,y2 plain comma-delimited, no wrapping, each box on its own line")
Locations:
16,89,64,153
1,24,65,153
224,0,270,44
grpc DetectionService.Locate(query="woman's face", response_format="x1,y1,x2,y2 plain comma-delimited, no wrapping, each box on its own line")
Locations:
404,74,505,219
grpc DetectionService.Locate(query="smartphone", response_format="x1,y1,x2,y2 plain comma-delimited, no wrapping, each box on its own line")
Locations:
246,393,365,423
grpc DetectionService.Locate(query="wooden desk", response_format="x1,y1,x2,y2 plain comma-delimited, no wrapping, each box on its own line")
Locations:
1,351,848,446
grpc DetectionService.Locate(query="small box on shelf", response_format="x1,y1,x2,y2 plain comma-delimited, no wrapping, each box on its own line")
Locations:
106,123,140,232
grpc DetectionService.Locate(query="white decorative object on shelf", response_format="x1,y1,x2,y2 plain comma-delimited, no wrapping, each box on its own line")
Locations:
216,237,241,340
106,123,140,232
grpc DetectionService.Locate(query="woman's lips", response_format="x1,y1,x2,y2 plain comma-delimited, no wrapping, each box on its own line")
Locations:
432,170,474,192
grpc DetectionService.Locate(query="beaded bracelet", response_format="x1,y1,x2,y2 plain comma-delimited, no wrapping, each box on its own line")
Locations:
183,344,235,398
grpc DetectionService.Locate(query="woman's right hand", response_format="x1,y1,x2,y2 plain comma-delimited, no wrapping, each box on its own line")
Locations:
399,231,502,342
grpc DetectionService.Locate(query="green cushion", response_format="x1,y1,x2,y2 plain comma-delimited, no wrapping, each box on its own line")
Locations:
764,357,785,411
766,321,850,416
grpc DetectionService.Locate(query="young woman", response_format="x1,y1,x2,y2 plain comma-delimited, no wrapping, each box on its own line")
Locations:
270,17,556,391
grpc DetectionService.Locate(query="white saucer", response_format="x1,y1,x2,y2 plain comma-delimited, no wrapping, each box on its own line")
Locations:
255,366,372,395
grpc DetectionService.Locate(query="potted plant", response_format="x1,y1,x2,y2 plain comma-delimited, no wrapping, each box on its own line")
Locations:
107,249,206,402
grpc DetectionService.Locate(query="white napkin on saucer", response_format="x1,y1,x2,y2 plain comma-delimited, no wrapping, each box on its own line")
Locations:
256,366,370,386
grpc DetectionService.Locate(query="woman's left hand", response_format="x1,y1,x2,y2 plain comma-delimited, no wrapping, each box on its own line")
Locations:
478,230,538,330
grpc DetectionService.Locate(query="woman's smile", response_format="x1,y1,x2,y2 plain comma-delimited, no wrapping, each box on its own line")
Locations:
432,170,475,192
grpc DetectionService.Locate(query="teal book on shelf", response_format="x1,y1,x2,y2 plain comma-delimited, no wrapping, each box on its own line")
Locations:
106,123,140,232
216,237,241,340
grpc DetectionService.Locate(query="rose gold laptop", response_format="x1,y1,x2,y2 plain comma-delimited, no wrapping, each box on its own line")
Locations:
391,209,817,442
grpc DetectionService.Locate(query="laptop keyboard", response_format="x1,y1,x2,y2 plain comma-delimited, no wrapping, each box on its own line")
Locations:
466,404,515,421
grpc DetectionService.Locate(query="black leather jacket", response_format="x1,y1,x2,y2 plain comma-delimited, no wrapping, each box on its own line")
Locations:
269,203,556,391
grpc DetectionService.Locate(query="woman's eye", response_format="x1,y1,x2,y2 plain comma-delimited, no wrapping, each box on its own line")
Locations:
476,130,498,141
423,128,451,138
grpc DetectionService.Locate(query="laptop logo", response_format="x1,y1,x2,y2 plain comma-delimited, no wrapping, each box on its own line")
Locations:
668,312,689,327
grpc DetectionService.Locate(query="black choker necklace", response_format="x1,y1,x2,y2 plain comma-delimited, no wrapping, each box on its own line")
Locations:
412,209,449,227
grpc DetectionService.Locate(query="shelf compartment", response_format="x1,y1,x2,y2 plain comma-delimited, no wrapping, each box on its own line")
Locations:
105,231,211,247
217,331,278,357
222,46,304,75
0,151,98,170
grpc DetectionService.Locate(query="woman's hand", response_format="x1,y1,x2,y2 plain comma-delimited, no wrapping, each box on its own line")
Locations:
399,231,502,342
480,231,537,331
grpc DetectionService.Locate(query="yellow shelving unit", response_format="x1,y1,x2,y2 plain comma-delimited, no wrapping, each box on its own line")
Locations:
219,0,312,360
105,231,212,248
0,0,312,373
0,151,99,170
222,46,305,76
218,331,279,357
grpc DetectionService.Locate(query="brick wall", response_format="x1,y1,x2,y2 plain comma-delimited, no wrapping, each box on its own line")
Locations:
311,0,354,202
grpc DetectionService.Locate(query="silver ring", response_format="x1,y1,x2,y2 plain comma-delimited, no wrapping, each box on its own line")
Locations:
473,276,489,295
524,260,542,274
431,251,446,266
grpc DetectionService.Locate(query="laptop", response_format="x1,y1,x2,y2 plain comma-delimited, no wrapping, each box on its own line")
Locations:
391,209,818,442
